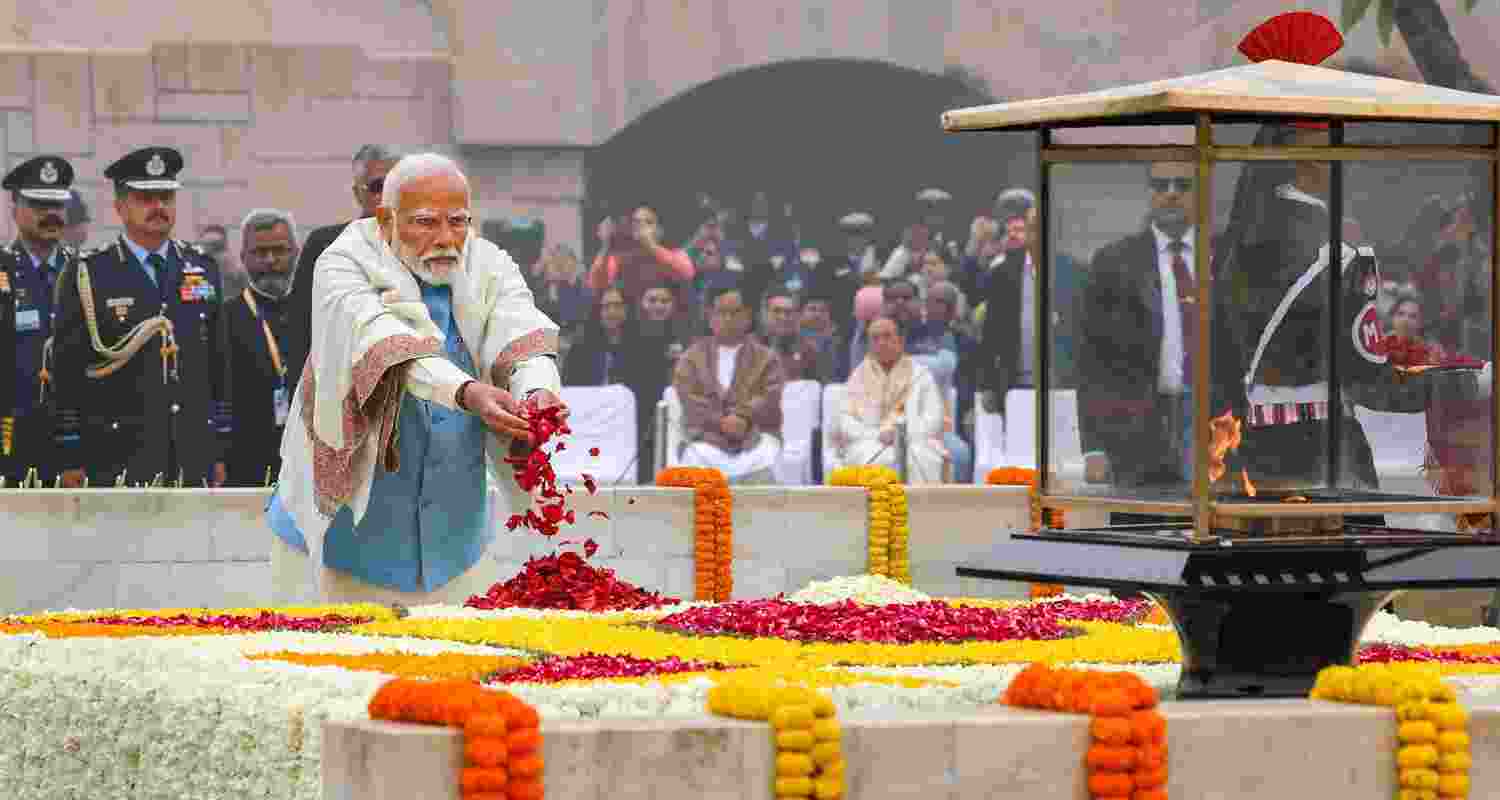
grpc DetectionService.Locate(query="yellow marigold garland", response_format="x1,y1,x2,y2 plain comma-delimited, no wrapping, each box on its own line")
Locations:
828,465,910,584
1004,662,1168,800
246,651,531,682
707,675,846,799
657,467,733,601
986,467,1065,598
1310,664,1471,799
368,678,545,800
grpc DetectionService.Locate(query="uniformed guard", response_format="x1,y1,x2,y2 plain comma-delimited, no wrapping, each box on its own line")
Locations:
53,147,227,488
0,156,76,485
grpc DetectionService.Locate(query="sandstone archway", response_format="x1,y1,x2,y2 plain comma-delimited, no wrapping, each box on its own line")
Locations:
583,58,1032,259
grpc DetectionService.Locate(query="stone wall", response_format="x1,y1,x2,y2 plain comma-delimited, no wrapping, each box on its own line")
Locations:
0,44,451,254
0,485,1066,613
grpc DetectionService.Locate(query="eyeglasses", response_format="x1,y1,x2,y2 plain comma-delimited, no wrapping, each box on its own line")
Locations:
365,177,385,196
1149,177,1195,194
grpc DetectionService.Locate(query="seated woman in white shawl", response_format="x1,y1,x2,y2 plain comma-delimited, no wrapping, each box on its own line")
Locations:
831,317,948,483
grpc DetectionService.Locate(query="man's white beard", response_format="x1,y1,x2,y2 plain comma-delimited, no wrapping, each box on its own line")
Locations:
395,240,464,286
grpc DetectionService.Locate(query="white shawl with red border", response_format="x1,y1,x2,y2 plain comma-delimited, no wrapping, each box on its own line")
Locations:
275,218,558,588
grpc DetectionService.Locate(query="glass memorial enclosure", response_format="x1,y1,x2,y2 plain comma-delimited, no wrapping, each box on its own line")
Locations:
945,59,1500,544
945,34,1500,696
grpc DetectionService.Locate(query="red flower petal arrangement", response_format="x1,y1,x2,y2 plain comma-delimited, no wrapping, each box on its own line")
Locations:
491,653,731,684
650,598,1149,645
464,550,681,612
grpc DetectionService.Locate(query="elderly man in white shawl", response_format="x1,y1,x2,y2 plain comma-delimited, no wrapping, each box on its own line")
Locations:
266,153,565,604
830,317,948,483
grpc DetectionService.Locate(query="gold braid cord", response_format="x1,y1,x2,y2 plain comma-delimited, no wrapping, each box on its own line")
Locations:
76,261,178,383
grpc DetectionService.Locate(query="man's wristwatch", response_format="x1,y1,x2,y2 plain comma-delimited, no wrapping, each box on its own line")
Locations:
455,380,477,412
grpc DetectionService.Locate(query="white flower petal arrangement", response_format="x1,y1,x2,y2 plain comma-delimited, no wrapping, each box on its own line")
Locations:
2,592,1500,798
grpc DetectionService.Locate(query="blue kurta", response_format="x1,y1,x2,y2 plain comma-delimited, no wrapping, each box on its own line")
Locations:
266,280,492,592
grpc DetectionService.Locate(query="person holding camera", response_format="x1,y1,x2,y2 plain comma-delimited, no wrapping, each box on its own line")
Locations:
585,205,694,307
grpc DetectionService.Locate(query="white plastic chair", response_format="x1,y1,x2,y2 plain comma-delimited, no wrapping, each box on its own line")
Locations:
1003,388,1084,479
972,399,1006,485
553,385,637,485
659,386,686,467
820,383,847,479
774,380,821,485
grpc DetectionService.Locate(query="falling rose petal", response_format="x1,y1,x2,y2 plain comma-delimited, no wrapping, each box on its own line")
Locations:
582,474,598,494
589,447,600,457
587,511,610,520
584,538,599,558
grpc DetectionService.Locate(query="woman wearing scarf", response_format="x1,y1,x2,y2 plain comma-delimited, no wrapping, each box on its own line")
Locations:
831,316,948,483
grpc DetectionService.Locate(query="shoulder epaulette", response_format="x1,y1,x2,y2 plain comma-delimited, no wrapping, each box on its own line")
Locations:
78,246,107,261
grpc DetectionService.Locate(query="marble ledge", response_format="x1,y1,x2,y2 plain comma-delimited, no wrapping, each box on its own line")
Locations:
324,700,1500,800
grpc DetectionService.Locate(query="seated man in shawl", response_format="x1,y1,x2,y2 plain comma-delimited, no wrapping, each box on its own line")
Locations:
267,152,564,604
831,317,948,483
673,288,785,483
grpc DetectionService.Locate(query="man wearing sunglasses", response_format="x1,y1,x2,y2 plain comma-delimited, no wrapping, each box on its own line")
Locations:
1076,162,1200,495
285,144,402,392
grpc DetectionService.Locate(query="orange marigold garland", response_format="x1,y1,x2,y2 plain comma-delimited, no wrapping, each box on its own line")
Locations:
369,678,545,800
1005,663,1168,800
657,467,733,601
828,465,910,584
986,467,1065,598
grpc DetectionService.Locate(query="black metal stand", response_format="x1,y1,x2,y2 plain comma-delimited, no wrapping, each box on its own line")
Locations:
957,526,1500,699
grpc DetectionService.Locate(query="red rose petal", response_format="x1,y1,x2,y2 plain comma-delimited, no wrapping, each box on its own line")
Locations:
589,447,600,457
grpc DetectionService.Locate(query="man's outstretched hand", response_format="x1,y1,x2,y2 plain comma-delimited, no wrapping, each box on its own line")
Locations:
463,382,532,442
523,388,569,425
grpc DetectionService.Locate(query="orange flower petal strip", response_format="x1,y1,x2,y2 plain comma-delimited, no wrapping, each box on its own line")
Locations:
370,678,544,799
1004,663,1167,800
657,466,733,601
246,651,530,682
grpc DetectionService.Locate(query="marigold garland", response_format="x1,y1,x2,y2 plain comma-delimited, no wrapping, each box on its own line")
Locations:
247,651,531,682
707,676,846,799
1004,662,1168,800
368,678,544,800
1310,664,1470,799
986,467,1065,598
657,467,733,601
828,465,910,584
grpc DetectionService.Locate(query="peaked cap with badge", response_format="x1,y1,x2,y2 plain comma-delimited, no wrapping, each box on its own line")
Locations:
4,156,75,203
104,146,184,192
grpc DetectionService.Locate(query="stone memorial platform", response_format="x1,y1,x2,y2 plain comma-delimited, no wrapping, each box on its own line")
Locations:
324,696,1500,799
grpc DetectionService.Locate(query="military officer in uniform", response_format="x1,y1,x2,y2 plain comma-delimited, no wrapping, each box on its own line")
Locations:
0,156,76,485
53,147,227,488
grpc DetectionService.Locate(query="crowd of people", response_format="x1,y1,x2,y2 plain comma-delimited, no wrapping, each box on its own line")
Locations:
0,139,1490,491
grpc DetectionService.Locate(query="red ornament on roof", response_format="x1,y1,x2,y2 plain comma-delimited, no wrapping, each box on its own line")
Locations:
1238,12,1344,130
1238,11,1344,65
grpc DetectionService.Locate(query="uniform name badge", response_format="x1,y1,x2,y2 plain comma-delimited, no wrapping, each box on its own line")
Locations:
273,379,290,428
13,307,40,333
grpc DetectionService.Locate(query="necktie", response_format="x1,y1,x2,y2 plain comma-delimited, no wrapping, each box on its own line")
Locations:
146,253,168,301
1168,239,1193,381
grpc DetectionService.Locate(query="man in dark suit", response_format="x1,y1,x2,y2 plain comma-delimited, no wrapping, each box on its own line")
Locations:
0,156,78,485
978,189,1039,410
1075,162,1201,492
218,208,302,487
285,144,401,391
53,146,226,488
